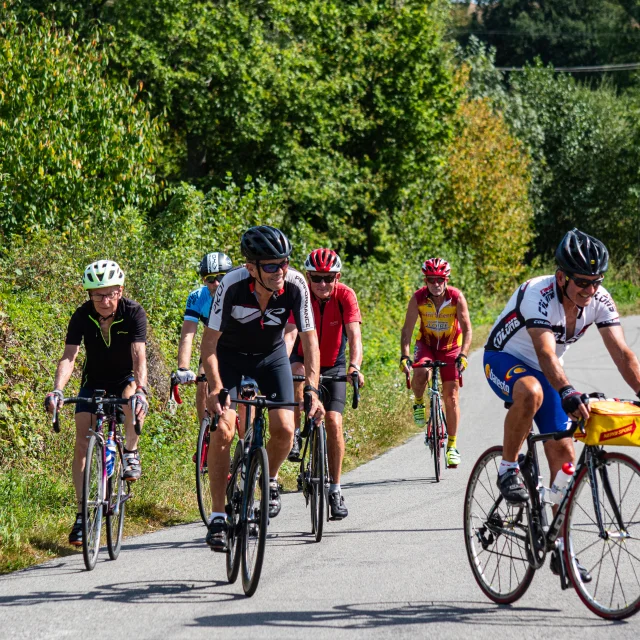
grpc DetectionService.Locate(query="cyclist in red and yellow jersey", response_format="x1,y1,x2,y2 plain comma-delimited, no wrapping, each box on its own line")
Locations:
400,258,472,467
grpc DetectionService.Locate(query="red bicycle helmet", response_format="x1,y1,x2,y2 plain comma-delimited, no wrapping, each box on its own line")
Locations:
422,257,451,278
304,248,342,273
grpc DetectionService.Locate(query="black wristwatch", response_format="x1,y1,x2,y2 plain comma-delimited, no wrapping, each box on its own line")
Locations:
304,385,320,397
349,363,361,372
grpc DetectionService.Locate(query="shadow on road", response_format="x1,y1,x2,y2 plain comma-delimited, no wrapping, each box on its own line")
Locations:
190,600,624,630
341,477,440,490
0,580,243,606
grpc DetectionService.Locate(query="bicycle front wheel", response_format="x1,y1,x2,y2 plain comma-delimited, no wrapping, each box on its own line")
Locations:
226,440,243,584
564,451,640,620
310,424,326,542
196,418,212,527
464,446,535,604
106,441,129,560
82,435,105,571
241,447,269,597
431,398,442,482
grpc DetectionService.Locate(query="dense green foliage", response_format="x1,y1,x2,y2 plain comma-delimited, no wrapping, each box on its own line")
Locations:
0,8,161,234
459,0,640,82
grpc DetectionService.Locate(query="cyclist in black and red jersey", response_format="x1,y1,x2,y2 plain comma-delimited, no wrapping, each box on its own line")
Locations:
44,261,149,546
285,249,364,520
200,226,325,551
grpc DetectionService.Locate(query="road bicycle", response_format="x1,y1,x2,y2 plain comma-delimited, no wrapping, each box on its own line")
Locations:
464,393,640,620
221,382,299,597
405,360,459,482
293,372,360,542
52,392,139,571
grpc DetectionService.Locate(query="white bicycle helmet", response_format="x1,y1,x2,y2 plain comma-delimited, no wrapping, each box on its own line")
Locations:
82,260,125,290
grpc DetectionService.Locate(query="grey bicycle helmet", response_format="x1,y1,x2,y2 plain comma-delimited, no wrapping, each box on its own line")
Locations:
241,226,292,261
555,228,609,275
199,252,233,277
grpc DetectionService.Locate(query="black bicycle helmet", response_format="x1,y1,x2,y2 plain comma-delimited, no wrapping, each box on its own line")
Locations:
241,225,292,261
555,228,609,275
199,252,233,277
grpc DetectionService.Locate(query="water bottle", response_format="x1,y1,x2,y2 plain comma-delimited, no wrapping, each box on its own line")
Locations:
105,436,117,478
548,462,575,505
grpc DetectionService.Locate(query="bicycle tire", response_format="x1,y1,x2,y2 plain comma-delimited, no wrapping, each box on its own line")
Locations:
310,424,326,542
241,447,269,597
196,418,212,527
464,445,535,604
564,451,640,620
431,398,442,482
106,439,129,560
82,435,104,571
226,440,243,584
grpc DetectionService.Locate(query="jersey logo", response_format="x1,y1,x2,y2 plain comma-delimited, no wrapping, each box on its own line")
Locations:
231,305,286,325
117,331,129,335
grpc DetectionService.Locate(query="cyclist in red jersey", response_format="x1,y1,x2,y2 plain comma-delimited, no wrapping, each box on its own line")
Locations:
285,249,364,520
400,258,472,467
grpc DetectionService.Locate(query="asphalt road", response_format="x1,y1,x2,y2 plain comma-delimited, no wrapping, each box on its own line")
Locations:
2,317,640,639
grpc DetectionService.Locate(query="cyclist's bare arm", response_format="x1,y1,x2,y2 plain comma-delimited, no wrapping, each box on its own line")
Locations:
50,344,80,401
201,326,229,415
132,341,148,390
529,327,589,420
299,329,325,419
457,292,473,355
599,325,640,394
284,321,298,358
177,319,198,369
345,321,365,387
400,295,419,370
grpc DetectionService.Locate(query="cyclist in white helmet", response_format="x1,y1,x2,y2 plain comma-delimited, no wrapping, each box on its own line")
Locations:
45,260,149,547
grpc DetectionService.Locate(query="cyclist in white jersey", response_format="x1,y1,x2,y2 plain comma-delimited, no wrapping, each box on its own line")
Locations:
484,229,640,580
485,229,640,493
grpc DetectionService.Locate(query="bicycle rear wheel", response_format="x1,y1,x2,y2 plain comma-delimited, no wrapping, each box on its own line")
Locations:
106,441,129,560
82,435,104,571
196,417,212,527
225,440,243,584
564,451,640,620
310,424,326,542
241,447,269,597
464,446,535,604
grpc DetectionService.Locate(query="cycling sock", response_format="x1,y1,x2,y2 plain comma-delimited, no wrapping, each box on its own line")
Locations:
329,483,341,494
209,512,227,523
269,477,277,485
498,459,519,476
414,396,424,405
447,435,457,449
124,447,138,454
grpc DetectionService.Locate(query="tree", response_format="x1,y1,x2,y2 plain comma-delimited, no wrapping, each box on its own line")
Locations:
0,8,162,235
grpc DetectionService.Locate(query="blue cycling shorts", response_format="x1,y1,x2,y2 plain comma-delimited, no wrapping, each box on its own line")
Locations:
483,351,571,434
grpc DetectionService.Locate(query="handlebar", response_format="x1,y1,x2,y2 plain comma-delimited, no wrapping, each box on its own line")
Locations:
213,388,300,429
169,372,208,405
404,359,463,389
51,394,133,433
292,371,360,409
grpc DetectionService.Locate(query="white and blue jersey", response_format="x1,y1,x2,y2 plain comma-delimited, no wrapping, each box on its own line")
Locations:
483,275,620,433
184,286,214,325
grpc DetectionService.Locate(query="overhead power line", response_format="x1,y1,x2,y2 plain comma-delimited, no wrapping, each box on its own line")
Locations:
497,62,640,72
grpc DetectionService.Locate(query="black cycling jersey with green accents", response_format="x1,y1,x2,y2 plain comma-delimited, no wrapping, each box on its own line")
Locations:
65,298,147,387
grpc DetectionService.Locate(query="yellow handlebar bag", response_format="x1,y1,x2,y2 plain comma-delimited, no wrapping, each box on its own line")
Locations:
574,400,640,447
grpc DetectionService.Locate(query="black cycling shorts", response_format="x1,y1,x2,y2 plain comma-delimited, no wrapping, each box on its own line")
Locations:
319,364,347,414
217,343,294,408
75,376,134,417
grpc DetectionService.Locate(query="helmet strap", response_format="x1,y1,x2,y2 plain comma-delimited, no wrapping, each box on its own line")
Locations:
254,260,276,294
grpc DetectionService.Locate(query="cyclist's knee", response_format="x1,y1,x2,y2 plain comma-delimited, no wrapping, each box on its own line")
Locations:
325,411,343,434
512,376,544,412
212,415,236,444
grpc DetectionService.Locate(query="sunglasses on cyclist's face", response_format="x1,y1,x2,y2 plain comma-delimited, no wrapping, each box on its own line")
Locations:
566,274,604,289
426,277,446,285
259,259,289,274
309,274,337,284
205,273,226,284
